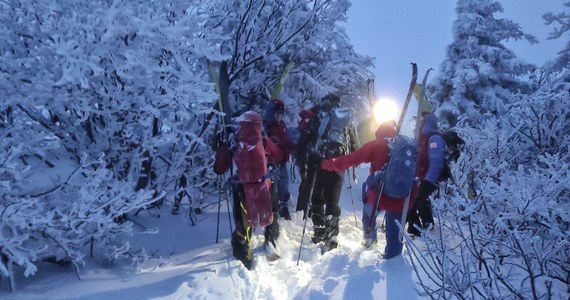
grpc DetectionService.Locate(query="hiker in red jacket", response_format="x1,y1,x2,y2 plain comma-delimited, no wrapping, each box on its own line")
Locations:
321,120,411,259
214,111,284,269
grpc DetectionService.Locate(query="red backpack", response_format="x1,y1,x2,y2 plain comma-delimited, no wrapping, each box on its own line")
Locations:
233,111,273,227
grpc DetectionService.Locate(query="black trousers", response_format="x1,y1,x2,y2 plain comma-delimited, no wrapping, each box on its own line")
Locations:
310,168,344,227
296,158,319,217
408,181,437,230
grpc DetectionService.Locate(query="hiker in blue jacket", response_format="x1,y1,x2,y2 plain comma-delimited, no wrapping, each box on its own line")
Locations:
407,113,446,236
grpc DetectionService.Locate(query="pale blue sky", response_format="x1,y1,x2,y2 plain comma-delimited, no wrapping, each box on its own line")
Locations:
345,0,567,106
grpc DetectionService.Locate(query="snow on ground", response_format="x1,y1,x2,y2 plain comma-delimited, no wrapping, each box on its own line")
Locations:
1,165,425,300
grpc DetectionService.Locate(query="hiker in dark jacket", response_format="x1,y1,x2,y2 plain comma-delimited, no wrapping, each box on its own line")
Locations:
304,94,359,253
407,113,446,236
321,121,411,259
295,106,319,218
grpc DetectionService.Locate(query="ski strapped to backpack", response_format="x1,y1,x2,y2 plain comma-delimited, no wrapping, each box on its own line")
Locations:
367,63,418,235
209,61,235,243
398,67,433,241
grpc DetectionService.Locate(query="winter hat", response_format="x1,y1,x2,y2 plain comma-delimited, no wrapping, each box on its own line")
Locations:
324,94,341,106
375,120,397,140
421,113,439,135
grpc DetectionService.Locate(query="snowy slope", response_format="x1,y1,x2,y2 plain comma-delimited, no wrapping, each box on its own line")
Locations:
1,165,424,300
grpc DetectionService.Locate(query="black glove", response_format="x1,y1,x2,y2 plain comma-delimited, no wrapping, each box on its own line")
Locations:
414,180,437,207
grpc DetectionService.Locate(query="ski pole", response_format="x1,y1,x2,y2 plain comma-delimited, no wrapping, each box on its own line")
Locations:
215,175,222,244
399,194,412,242
345,170,358,228
297,160,318,266
225,179,233,234
296,207,310,266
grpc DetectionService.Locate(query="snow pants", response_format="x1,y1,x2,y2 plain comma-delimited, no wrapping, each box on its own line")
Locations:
362,204,403,259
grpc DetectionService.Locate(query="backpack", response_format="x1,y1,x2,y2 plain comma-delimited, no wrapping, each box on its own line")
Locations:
435,131,465,181
315,107,354,158
382,135,418,198
233,111,273,227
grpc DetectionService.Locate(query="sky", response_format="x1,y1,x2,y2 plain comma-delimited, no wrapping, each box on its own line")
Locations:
345,0,568,120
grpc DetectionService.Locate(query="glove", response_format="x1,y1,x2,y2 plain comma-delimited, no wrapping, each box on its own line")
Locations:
213,144,231,175
414,180,437,207
321,159,338,172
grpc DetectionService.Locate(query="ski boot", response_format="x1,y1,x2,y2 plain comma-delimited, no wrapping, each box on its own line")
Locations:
362,230,378,248
264,219,281,261
311,226,325,244
231,231,253,270
322,215,339,253
279,205,291,221
171,204,180,215
362,238,378,249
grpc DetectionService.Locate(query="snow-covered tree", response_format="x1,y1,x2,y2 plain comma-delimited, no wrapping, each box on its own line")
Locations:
201,0,373,121
543,2,570,79
406,136,570,299
507,2,570,163
0,0,219,290
428,0,537,128
407,3,570,299
0,0,375,290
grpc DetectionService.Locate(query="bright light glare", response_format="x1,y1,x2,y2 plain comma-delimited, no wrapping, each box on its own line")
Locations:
373,98,399,126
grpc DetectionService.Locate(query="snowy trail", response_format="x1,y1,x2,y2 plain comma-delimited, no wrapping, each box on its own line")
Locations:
2,166,423,300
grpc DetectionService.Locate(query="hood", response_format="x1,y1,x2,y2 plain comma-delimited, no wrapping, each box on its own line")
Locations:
421,113,439,135
264,99,285,123
375,120,397,139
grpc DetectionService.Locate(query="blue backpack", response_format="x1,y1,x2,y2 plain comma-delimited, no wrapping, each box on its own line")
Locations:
382,135,418,198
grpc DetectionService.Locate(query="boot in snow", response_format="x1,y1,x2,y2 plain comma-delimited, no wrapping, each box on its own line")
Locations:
279,204,291,221
264,223,280,261
231,231,253,270
322,215,339,253
311,226,325,244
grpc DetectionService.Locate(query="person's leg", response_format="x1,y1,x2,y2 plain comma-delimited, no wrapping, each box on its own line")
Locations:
418,199,434,229
322,170,344,251
264,211,280,254
296,164,317,219
310,169,326,243
384,211,403,259
407,207,422,236
277,163,291,220
231,183,253,269
362,203,378,246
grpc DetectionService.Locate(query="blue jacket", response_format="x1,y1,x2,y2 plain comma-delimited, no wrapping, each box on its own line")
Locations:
422,114,446,184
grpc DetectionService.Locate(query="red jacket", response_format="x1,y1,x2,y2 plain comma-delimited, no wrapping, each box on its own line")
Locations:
267,120,292,164
321,122,412,213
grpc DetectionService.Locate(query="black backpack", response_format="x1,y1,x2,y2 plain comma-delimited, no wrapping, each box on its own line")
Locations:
314,107,354,158
436,131,465,181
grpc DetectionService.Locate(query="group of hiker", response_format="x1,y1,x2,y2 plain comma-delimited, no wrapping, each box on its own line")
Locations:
212,94,451,269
